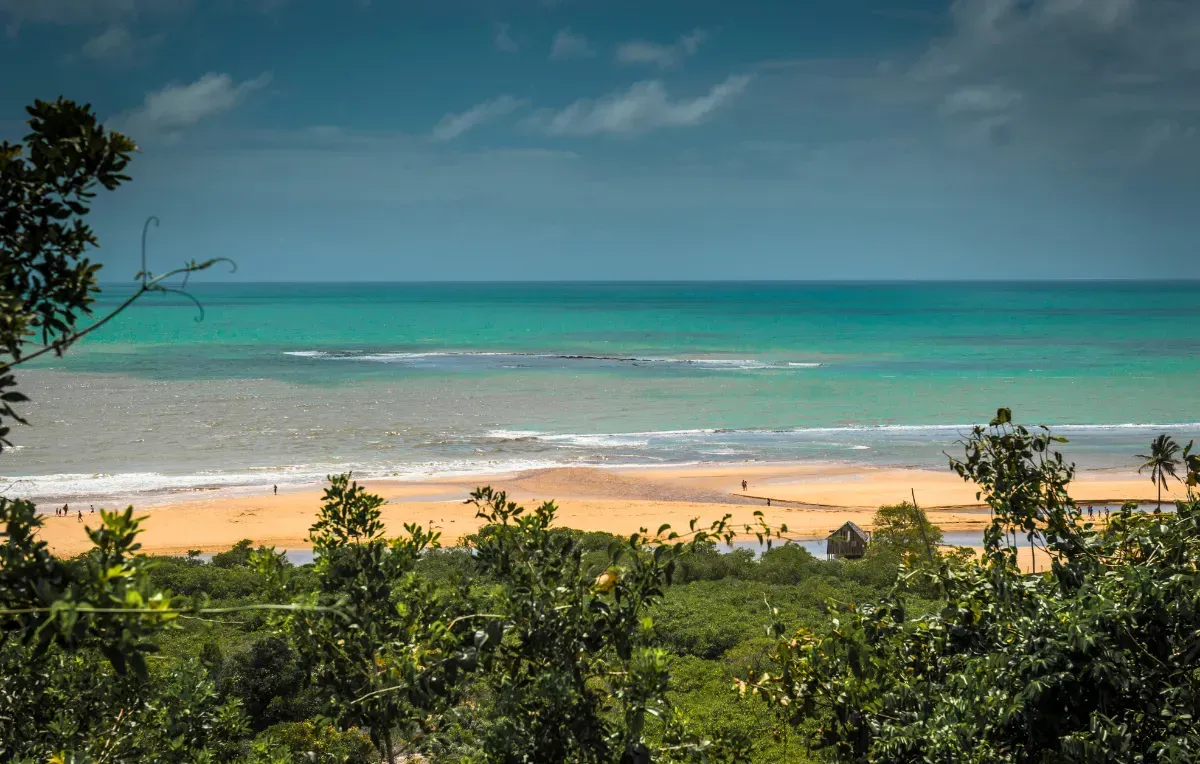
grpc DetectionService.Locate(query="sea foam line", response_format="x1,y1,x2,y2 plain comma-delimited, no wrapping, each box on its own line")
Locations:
484,422,1200,446
0,458,573,503
283,350,822,370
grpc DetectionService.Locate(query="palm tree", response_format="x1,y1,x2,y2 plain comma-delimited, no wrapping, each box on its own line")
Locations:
1137,434,1182,511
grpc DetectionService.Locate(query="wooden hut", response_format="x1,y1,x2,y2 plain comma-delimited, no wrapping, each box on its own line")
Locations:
826,521,870,560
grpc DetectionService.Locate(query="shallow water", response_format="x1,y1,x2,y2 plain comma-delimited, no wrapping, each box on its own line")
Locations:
4,282,1198,503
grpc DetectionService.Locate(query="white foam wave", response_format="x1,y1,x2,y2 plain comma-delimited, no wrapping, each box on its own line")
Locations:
484,422,1200,449
1,458,573,504
11,422,1196,502
284,350,822,370
486,429,545,440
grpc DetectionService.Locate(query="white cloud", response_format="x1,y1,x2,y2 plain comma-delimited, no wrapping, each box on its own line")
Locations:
431,96,527,142
81,24,135,62
529,74,751,137
114,72,271,138
616,28,709,69
550,27,593,60
941,84,1023,114
493,21,518,53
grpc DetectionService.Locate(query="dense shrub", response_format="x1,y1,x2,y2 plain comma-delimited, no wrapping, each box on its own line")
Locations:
249,720,375,764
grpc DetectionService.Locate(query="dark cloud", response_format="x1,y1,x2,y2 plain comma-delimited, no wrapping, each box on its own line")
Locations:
914,0,1200,165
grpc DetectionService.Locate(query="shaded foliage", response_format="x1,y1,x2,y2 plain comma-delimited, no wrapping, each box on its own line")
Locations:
742,413,1200,763
0,98,134,449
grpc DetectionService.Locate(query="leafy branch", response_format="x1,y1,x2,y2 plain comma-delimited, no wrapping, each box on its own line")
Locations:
4,248,236,372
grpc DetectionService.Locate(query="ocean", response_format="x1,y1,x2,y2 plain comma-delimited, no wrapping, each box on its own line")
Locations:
4,281,1199,504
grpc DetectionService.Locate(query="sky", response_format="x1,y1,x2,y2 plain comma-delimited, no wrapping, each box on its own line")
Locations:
1,0,1198,281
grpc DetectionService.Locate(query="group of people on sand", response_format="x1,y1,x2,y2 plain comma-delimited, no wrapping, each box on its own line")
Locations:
52,503,94,521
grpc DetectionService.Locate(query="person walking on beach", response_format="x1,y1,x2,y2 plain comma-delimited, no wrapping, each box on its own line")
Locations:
90,504,95,514
274,484,278,496
741,480,748,491
76,509,82,522
63,503,69,517
766,498,771,507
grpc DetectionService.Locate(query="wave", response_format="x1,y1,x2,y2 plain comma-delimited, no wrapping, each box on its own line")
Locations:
487,422,1200,444
486,428,722,449
10,422,1197,503
0,458,570,504
284,350,822,371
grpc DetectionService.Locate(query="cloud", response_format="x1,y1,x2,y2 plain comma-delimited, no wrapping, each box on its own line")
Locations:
0,0,187,33
912,0,1200,161
528,74,751,137
615,28,709,69
82,24,132,61
1,0,320,34
493,21,518,53
550,27,593,60
431,96,527,142
1137,119,1198,161
941,84,1023,114
113,72,271,138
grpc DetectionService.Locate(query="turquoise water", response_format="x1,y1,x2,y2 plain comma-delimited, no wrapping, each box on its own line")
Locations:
4,282,1199,503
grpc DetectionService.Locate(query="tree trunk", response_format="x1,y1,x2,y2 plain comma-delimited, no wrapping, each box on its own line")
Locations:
383,728,396,764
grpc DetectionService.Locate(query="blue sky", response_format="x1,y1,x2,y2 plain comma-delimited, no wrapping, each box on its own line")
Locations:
1,0,1198,281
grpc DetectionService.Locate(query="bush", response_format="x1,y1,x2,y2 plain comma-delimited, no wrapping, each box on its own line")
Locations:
252,720,375,764
667,655,806,762
414,546,478,583
219,636,318,730
672,542,756,583
211,538,255,568
150,556,269,600
749,544,820,585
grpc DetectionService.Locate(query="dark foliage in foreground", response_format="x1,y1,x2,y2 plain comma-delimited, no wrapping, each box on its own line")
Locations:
742,409,1200,763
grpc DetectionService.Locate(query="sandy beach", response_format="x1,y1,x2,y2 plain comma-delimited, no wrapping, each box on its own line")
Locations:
34,462,1179,561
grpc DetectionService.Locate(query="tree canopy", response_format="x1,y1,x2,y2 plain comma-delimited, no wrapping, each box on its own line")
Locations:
741,416,1200,763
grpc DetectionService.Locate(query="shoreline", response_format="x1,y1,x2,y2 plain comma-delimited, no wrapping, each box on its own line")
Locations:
14,456,1163,510
31,461,1182,559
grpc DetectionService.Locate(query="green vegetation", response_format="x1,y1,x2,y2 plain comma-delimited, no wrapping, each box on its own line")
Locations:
863,500,943,566
1138,433,1182,511
742,410,1200,762
2,484,913,762
5,98,1200,762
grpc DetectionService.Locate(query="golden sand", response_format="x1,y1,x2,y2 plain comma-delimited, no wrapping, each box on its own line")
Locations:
34,462,1175,561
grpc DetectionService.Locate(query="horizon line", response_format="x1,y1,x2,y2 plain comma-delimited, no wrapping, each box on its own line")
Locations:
95,277,1200,286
